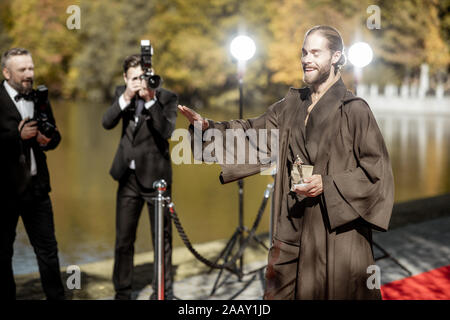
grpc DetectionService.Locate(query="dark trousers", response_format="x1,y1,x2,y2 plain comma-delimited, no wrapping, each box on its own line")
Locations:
113,169,173,299
0,178,65,300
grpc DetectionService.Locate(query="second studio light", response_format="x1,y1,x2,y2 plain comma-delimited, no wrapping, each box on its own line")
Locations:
230,35,256,62
348,42,373,68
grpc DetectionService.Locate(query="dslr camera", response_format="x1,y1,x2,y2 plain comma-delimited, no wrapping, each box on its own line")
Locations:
25,85,56,138
140,40,163,89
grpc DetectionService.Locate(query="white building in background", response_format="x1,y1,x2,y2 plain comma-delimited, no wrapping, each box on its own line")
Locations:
384,83,398,98
401,82,410,99
418,63,429,99
369,84,379,98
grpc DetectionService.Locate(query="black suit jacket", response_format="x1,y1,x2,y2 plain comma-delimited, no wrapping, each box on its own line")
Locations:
102,86,178,188
0,80,61,195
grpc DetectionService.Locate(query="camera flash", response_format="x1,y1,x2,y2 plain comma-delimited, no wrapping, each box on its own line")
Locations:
141,40,150,46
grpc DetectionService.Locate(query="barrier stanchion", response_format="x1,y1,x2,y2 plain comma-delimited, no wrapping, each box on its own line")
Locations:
152,179,171,300
154,177,274,300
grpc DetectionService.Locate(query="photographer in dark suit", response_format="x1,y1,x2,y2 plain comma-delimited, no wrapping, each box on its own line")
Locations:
102,54,178,300
0,48,64,300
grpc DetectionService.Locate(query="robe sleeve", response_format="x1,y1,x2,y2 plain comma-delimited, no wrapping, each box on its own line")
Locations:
189,99,282,184
322,100,394,231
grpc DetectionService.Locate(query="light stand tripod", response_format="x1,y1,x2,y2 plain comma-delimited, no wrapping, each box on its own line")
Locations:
208,72,246,295
208,179,273,297
208,160,277,298
237,76,245,274
209,37,259,297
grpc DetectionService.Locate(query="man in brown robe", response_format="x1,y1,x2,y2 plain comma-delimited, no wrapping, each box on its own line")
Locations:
178,25,394,300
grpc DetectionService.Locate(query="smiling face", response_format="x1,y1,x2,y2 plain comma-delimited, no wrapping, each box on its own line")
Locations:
2,54,34,94
301,32,340,87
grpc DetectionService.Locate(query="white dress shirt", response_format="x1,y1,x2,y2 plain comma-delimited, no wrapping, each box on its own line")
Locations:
4,81,37,176
118,94,156,170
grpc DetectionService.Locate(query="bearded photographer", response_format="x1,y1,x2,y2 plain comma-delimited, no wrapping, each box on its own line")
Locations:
0,48,64,300
102,53,178,300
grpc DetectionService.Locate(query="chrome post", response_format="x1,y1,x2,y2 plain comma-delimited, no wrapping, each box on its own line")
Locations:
153,179,167,300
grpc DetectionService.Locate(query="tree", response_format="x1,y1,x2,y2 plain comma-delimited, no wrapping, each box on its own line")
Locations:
142,0,274,110
0,0,13,56
266,0,371,88
6,0,80,95
373,0,450,84
1,0,448,101
67,0,161,100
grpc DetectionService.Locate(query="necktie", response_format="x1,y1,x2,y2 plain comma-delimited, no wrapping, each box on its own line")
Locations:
133,98,145,130
135,98,145,117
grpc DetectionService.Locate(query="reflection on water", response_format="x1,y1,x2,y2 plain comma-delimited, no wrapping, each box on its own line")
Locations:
13,100,450,274
376,111,450,202
13,100,274,274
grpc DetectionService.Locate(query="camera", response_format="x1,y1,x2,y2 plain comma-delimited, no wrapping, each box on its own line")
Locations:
140,40,163,89
26,85,56,138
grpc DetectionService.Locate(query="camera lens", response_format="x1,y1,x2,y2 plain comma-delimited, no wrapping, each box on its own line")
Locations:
149,75,161,89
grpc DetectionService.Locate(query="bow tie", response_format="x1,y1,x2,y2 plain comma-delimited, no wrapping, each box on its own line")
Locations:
14,92,34,102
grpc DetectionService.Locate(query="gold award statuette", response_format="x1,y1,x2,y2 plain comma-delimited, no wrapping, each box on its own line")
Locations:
291,155,314,191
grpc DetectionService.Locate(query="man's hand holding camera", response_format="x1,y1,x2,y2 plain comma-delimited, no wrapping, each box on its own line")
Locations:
18,118,37,140
123,72,155,105
138,79,155,102
36,131,52,146
123,74,141,104
18,117,53,146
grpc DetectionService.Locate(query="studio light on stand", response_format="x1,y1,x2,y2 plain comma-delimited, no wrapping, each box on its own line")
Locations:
208,34,257,296
229,34,256,272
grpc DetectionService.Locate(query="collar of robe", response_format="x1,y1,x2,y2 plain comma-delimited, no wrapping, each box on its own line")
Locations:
289,76,348,166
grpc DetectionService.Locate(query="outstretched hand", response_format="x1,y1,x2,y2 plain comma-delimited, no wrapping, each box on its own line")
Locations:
178,105,209,130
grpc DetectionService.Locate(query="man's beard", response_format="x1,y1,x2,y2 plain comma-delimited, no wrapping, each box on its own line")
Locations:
303,62,332,87
9,78,33,94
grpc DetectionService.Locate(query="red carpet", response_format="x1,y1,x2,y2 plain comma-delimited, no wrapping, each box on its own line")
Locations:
381,265,450,300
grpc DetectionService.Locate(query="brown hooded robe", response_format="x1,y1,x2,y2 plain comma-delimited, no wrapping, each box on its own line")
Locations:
193,78,394,299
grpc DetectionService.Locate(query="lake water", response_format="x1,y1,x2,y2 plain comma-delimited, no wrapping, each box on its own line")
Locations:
12,98,450,274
